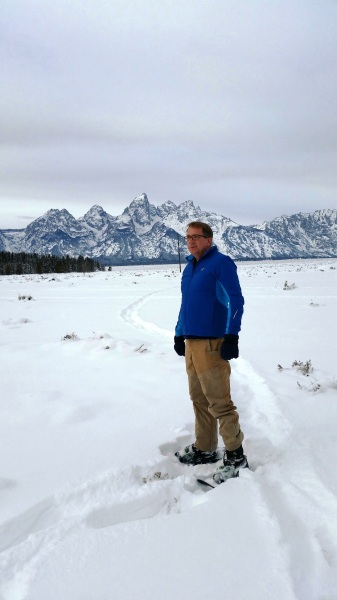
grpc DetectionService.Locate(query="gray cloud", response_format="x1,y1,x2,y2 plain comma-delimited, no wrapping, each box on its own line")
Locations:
1,0,337,228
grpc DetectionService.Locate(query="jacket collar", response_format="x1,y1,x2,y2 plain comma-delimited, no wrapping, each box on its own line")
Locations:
186,244,218,263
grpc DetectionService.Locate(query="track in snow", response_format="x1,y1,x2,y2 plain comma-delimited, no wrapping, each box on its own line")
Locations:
120,289,174,339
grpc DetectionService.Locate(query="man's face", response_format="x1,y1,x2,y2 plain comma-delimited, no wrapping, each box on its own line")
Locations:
186,226,212,260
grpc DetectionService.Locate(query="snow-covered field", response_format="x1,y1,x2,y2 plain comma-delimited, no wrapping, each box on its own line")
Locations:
1,258,337,600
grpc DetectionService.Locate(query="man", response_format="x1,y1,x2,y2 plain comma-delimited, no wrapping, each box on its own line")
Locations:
174,221,248,484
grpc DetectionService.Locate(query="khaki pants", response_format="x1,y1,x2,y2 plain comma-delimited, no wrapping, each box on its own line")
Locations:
185,338,244,452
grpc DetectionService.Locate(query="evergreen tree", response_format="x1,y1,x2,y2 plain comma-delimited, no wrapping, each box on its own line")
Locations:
0,251,102,275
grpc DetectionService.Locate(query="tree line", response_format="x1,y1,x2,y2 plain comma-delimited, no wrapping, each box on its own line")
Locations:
0,251,103,275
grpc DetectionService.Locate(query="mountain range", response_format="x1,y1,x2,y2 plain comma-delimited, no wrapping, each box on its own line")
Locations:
1,194,336,264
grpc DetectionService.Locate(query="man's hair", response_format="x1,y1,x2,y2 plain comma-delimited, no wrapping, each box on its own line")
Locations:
187,221,213,238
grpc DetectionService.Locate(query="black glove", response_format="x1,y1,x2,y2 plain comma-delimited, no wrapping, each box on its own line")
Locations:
220,334,239,360
174,336,185,356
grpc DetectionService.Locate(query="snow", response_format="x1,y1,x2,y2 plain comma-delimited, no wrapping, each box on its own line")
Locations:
1,258,337,600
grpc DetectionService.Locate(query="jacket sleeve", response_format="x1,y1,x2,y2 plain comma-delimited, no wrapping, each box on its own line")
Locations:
215,257,244,335
175,306,184,336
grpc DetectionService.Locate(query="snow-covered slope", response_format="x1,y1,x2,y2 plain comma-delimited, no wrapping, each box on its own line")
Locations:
0,259,336,598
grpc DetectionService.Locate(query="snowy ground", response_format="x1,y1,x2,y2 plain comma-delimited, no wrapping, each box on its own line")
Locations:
0,258,337,600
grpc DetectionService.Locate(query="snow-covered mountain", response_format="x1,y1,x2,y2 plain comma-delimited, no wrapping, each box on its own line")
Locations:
1,193,336,263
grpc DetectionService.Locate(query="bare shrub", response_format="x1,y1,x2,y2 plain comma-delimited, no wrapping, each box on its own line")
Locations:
61,332,79,341
135,344,147,353
292,359,313,376
18,294,33,301
283,281,296,290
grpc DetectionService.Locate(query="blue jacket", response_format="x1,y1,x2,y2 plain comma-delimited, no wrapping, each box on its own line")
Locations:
175,245,244,338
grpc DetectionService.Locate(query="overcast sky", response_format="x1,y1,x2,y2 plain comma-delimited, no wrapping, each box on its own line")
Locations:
1,0,337,229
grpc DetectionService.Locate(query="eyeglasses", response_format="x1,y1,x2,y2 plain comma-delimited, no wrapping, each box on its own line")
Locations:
184,234,207,241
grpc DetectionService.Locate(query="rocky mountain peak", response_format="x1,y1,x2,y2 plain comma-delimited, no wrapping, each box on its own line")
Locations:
157,200,178,218
84,205,106,216
26,208,78,234
179,200,196,210
41,208,73,222
80,205,111,231
128,193,150,211
127,193,159,233
176,200,201,220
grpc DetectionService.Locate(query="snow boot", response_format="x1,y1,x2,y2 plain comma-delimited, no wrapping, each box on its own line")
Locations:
213,447,249,484
175,444,218,465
